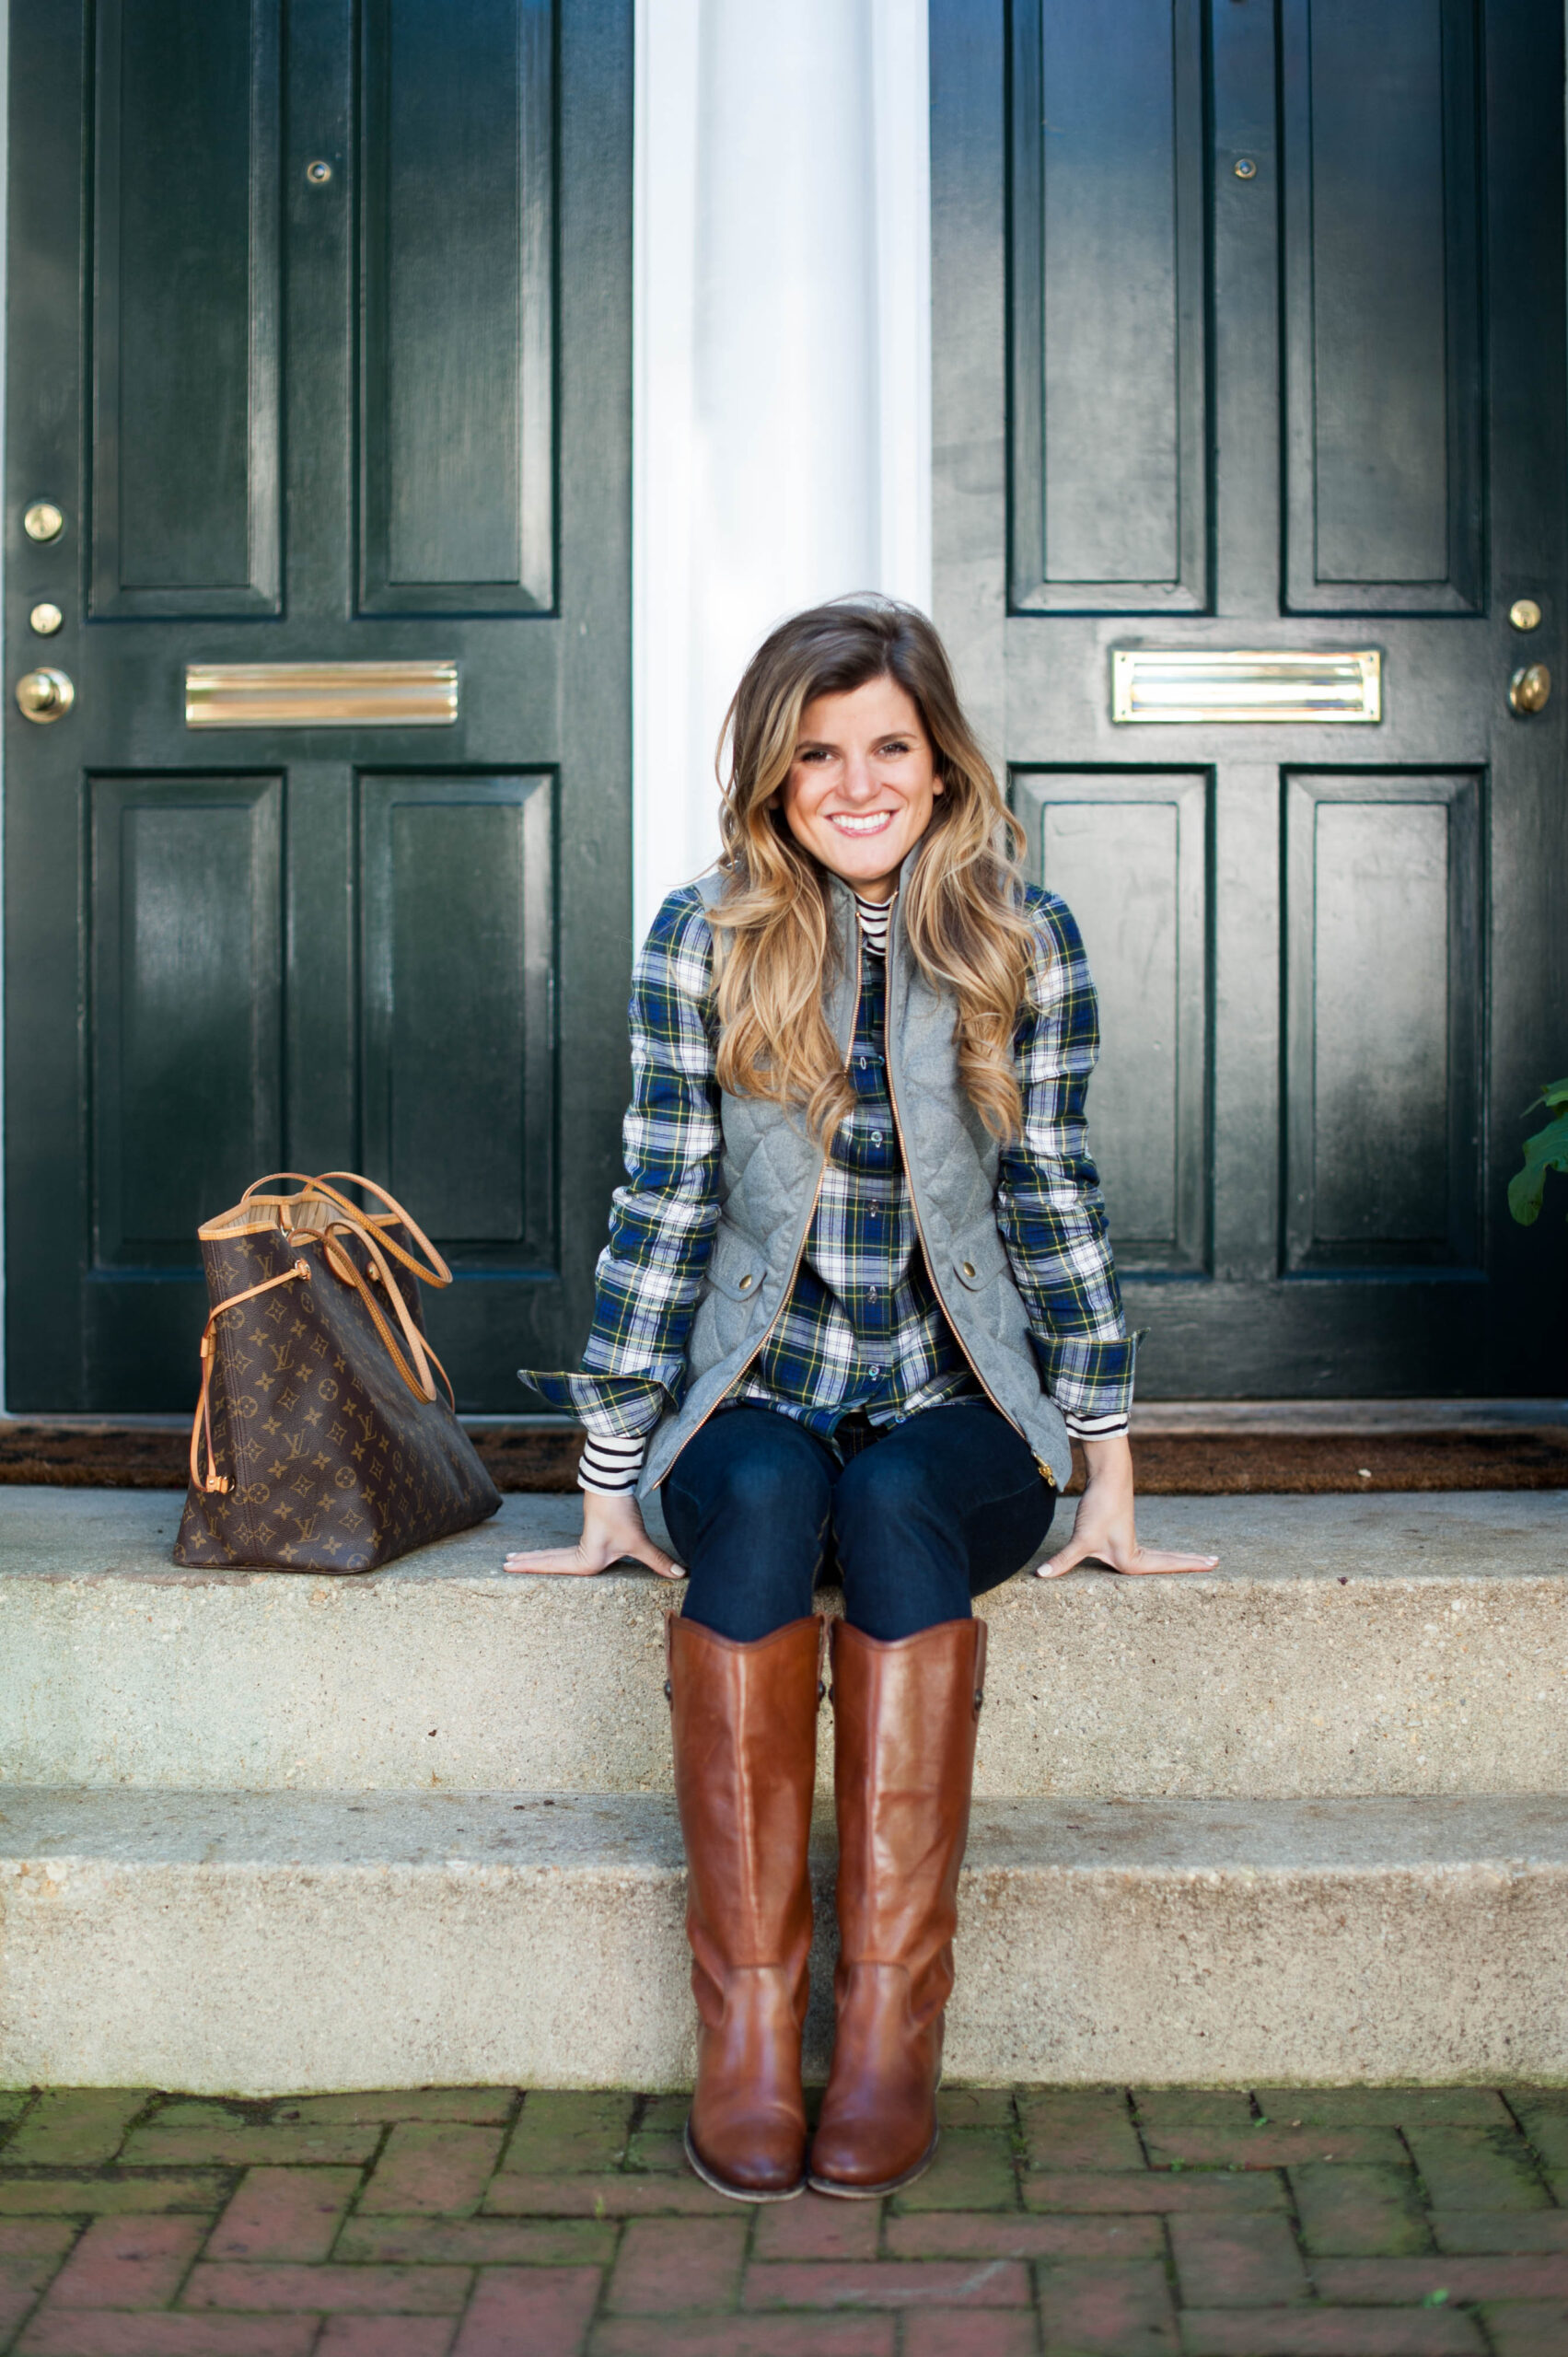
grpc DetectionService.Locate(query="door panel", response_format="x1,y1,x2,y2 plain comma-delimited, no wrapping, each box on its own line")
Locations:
5,0,632,1411
1015,770,1209,1275
357,772,554,1256
934,0,1568,1394
90,0,282,615
1008,0,1207,609
1281,0,1483,610
90,775,283,1265
1283,772,1482,1271
359,0,554,611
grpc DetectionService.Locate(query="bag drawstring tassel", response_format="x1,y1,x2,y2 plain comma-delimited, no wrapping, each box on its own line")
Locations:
189,1259,311,1496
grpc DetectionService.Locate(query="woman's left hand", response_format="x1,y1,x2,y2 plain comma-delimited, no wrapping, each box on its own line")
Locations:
504,1491,683,1581
1039,1433,1218,1579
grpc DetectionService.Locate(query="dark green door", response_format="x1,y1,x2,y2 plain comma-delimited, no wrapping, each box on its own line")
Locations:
5,0,632,1411
933,0,1568,1395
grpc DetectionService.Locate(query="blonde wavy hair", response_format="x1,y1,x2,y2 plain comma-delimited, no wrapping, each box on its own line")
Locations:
710,597,1035,1143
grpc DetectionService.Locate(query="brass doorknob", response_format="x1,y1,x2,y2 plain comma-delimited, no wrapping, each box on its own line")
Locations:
15,667,75,723
1509,662,1551,716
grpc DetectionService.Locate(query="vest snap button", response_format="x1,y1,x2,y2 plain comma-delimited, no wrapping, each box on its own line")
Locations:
961,1260,976,1279
738,1273,752,1289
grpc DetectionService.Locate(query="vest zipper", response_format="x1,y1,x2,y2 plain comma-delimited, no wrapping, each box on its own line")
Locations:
658,945,866,1486
882,943,1053,1484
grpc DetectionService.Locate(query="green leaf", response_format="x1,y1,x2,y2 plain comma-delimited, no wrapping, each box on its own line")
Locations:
1507,1086,1568,1227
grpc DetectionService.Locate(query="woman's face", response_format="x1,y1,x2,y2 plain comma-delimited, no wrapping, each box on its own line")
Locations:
778,676,940,904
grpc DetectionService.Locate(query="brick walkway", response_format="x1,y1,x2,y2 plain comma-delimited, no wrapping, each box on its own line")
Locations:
2,2087,1567,2355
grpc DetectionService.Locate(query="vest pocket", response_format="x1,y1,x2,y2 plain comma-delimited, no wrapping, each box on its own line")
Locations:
950,1231,1008,1291
696,1226,771,1359
705,1227,767,1303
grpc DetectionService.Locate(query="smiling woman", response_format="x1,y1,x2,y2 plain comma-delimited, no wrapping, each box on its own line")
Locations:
514,594,1215,2212
703,606,1038,1150
783,678,941,891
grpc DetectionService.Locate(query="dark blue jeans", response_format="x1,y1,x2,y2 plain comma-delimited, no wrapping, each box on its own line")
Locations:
662,1401,1057,1644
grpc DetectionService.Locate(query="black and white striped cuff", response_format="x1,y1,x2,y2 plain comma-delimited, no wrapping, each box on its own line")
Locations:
577,1430,649,1495
1063,1411,1131,1442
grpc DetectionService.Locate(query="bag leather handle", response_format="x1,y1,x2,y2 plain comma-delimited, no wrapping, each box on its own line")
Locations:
237,1170,451,1288
316,1171,450,1284
319,1219,454,1410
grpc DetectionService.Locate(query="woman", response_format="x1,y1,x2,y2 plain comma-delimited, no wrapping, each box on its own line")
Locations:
511,598,1216,2203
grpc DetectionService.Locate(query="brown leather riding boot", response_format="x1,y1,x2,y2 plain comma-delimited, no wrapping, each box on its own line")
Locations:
667,1610,824,2201
808,1615,987,2198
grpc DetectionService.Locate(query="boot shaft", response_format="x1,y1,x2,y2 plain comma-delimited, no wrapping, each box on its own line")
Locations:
667,1611,824,1971
829,1616,986,1979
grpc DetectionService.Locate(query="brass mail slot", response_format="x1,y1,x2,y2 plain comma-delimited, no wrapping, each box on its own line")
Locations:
185,661,459,728
1111,648,1381,725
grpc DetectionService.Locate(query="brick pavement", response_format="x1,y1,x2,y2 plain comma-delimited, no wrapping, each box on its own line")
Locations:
2,2085,1567,2354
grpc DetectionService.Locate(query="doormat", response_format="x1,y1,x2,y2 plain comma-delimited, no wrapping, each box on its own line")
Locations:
1,1422,1565,1493
0,1423,585,1493
1112,1426,1568,1494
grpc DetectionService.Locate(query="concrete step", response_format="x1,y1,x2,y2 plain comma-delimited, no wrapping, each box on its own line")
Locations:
4,1487,1566,1799
5,1787,1567,2094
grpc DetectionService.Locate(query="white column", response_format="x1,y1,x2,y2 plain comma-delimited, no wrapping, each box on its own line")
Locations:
633,0,931,940
0,0,10,1410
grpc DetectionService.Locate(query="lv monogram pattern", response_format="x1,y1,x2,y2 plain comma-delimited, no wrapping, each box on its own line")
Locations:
175,1225,500,1573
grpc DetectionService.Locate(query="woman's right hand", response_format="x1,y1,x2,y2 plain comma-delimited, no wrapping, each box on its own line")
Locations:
504,1489,684,1581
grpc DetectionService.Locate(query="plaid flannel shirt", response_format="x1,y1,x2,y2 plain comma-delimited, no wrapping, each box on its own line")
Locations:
524,881,1134,1459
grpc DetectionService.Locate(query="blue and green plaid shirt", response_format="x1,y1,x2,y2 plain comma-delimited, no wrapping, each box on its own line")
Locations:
526,881,1134,1471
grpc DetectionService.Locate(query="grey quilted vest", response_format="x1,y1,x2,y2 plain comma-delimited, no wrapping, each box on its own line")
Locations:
637,866,1073,1500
